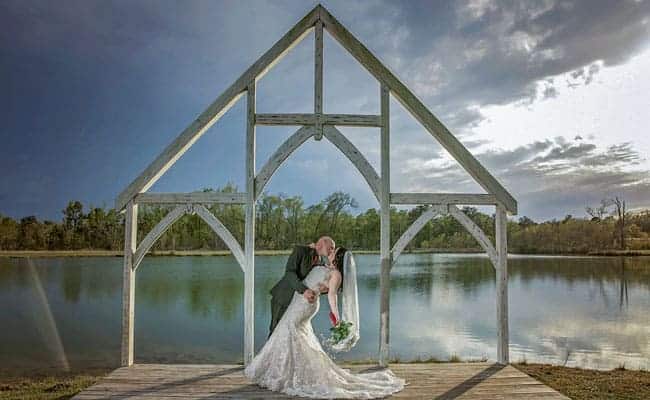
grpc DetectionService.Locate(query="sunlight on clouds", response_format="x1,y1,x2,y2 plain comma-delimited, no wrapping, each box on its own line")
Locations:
471,47,650,165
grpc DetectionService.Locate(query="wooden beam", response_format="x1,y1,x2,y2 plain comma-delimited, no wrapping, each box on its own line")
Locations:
255,113,316,125
133,204,189,271
378,84,390,367
322,126,380,201
193,205,246,271
244,81,256,366
134,192,247,204
318,5,517,214
314,19,324,140
448,205,498,267
114,6,320,213
255,126,315,200
324,114,382,126
255,113,382,127
495,203,509,364
120,200,137,367
390,193,498,205
391,205,445,262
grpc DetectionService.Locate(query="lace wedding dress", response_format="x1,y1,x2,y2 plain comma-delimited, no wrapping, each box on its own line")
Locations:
244,265,406,398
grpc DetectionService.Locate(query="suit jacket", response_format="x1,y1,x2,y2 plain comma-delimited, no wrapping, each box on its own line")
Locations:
270,244,321,307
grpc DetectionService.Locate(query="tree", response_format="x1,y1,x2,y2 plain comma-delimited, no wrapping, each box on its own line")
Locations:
611,196,628,249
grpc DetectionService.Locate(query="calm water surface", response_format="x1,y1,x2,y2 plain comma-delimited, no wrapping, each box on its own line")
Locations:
1,253,648,372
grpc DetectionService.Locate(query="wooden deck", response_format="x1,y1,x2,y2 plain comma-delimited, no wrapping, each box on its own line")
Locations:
71,362,569,399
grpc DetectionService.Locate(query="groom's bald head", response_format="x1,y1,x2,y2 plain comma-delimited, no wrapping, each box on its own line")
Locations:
315,236,335,257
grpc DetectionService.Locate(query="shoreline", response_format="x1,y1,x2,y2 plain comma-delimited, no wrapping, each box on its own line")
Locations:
1,362,647,400
1,248,649,258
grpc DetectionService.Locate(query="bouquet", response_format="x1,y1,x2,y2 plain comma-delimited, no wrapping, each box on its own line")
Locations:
329,320,354,344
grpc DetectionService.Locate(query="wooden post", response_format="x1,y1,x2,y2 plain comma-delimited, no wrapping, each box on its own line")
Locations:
244,81,256,366
378,84,391,366
314,20,323,140
495,203,509,364
121,200,138,366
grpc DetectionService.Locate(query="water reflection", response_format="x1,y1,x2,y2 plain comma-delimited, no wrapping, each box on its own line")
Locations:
0,254,648,371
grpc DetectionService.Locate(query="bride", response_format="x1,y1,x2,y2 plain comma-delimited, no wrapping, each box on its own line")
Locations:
244,246,406,398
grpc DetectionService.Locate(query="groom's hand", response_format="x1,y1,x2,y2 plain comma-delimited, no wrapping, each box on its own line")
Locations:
303,289,316,303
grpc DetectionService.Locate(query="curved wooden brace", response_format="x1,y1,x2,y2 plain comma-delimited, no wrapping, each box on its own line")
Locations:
322,126,381,201
193,204,246,272
133,204,190,271
391,205,445,263
448,205,498,268
254,126,315,200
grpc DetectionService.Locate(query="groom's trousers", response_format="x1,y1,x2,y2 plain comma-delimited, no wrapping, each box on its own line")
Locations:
268,296,290,338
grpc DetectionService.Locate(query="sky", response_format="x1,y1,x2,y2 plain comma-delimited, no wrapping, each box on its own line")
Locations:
1,0,649,222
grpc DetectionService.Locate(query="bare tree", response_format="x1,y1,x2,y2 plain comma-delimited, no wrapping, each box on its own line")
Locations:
611,196,628,249
585,198,613,221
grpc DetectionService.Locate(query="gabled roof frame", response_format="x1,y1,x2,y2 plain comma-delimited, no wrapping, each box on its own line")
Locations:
115,4,517,215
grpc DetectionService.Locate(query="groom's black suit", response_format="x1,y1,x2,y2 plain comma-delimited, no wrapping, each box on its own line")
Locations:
268,244,323,337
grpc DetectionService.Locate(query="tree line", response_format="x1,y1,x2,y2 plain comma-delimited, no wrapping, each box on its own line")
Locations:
1,184,648,254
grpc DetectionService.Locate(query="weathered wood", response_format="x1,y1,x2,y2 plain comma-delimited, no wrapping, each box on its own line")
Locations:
254,125,315,200
133,204,189,271
322,125,380,201
72,363,569,399
255,113,316,125
314,19,324,140
120,200,137,367
378,84,390,367
390,192,498,206
496,203,509,364
244,81,256,366
448,205,498,267
391,205,446,262
193,205,246,271
255,113,382,127
114,7,319,213
319,5,517,214
134,192,247,204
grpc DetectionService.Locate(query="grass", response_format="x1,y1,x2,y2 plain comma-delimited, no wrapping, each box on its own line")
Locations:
513,362,650,400
0,369,111,400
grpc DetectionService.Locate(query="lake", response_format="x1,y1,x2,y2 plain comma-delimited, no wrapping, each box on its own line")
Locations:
1,253,648,372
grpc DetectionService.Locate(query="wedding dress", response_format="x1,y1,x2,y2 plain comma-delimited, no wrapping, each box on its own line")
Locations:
243,262,406,398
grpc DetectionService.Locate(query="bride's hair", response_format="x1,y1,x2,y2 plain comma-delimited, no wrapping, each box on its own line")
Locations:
333,247,347,293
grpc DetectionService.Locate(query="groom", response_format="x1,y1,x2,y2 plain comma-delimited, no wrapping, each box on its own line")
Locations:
268,236,335,337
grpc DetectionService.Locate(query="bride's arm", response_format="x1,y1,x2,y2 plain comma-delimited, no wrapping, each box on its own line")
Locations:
327,270,342,323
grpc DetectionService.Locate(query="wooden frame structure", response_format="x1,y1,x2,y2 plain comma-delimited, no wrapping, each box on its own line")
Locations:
114,4,517,368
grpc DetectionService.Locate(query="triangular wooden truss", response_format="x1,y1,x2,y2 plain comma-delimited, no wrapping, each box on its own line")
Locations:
116,4,515,369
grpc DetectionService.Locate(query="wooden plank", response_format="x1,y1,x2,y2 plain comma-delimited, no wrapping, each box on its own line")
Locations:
133,204,189,271
378,84,391,367
193,205,245,271
318,5,517,214
243,81,256,366
72,363,569,399
134,192,246,204
120,200,137,367
496,203,509,364
448,205,498,267
255,113,382,127
255,113,316,125
114,6,320,213
322,125,381,201
314,19,324,140
391,205,446,262
390,192,497,205
324,114,382,126
254,125,315,199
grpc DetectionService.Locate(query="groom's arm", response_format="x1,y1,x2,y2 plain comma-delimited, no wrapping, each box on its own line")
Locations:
285,245,309,294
